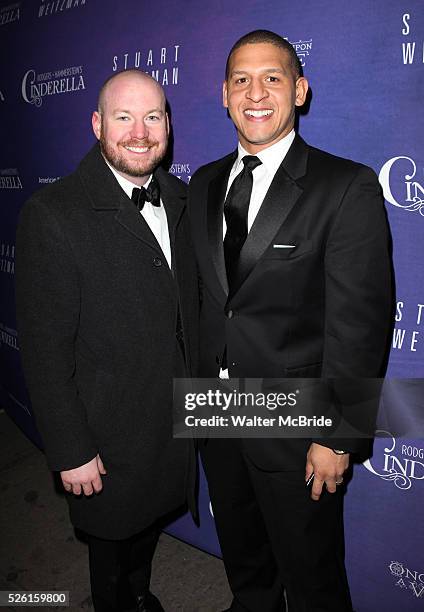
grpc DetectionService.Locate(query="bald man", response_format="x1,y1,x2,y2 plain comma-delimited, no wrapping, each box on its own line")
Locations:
16,70,199,612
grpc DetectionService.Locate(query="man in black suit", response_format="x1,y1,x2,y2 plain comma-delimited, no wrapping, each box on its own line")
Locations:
188,31,392,612
16,70,198,612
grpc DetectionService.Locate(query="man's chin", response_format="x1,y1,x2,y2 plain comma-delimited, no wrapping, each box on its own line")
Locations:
100,142,165,178
112,157,162,178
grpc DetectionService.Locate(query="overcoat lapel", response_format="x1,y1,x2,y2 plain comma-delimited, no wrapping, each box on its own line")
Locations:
229,135,309,297
77,144,168,258
206,152,236,297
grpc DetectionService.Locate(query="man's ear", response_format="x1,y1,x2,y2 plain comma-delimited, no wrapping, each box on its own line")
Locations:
222,80,228,109
295,77,309,107
92,111,101,140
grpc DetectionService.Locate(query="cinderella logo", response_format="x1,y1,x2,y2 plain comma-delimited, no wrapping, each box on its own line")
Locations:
379,156,424,216
21,67,85,107
363,431,424,490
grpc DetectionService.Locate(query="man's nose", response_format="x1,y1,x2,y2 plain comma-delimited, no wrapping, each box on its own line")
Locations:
130,120,148,140
246,78,268,102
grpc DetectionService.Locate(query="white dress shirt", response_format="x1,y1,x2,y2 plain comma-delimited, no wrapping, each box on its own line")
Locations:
223,129,296,237
105,160,172,269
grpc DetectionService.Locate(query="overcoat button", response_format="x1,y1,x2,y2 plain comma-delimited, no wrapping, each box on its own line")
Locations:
227,310,234,319
153,257,162,267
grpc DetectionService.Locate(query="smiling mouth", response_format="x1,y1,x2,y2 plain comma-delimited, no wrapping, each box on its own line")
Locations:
124,145,150,154
244,109,274,118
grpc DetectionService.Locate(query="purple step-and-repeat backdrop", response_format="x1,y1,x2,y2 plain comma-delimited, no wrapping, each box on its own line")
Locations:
0,1,423,610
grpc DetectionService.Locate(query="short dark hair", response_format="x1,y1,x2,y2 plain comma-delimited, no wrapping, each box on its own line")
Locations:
225,30,301,80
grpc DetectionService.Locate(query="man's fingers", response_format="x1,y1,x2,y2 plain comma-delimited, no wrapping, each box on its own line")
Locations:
63,478,102,496
71,482,82,495
325,478,337,494
92,474,103,494
96,455,107,475
311,478,324,501
306,443,349,500
60,456,105,496
82,482,94,496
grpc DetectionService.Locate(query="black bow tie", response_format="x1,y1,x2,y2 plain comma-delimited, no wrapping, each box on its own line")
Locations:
131,176,161,210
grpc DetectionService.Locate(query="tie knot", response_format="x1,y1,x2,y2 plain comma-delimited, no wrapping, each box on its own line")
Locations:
242,155,262,172
131,176,161,210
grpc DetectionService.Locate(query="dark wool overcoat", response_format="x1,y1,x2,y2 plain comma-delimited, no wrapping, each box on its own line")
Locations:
16,144,199,539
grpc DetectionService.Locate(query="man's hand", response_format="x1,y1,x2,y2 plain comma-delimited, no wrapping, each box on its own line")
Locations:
305,443,349,501
60,454,107,496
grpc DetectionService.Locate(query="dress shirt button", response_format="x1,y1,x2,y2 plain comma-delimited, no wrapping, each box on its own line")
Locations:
153,257,162,267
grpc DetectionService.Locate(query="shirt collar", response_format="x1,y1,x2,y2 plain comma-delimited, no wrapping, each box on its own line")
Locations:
103,156,152,200
235,129,296,176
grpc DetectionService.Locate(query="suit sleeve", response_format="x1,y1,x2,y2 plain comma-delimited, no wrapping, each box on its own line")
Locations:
317,166,393,455
15,197,98,471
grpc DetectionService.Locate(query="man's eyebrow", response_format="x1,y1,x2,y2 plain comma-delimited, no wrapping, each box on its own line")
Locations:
230,68,285,76
112,108,164,114
145,108,165,115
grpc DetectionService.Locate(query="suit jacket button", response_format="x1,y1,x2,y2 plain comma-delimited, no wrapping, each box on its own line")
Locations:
227,309,234,319
153,257,162,267
215,355,220,365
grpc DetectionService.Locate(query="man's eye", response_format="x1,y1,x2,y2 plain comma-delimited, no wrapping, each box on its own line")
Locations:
117,116,129,121
266,76,279,82
146,115,160,121
235,77,248,84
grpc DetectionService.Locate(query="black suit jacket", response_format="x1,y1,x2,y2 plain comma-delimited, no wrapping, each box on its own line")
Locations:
16,144,199,539
188,135,392,469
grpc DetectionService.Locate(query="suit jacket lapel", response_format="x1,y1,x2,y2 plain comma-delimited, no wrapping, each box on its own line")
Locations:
229,135,309,298
207,152,236,296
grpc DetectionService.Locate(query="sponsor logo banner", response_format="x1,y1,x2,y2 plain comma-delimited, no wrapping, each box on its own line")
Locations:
38,176,61,184
379,156,424,216
392,300,423,354
170,162,191,183
0,2,20,26
389,560,424,599
0,168,22,189
363,432,424,490
0,323,19,351
289,38,313,67
401,12,423,65
21,65,86,107
111,44,181,86
0,243,15,275
37,0,86,18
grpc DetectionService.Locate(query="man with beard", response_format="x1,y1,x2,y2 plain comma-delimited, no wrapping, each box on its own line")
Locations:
16,70,198,612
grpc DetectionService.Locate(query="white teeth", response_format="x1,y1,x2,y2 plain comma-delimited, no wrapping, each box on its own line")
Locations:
125,146,149,153
244,109,273,117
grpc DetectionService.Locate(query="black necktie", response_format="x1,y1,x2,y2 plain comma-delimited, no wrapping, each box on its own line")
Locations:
131,176,161,210
224,155,262,286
